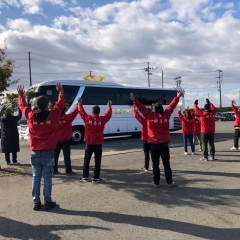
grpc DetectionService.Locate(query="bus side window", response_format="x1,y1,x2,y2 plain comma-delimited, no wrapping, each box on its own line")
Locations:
163,95,167,105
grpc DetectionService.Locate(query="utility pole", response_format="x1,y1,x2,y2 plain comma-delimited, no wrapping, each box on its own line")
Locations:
161,68,164,88
174,76,182,87
142,62,157,87
28,52,32,87
216,69,223,108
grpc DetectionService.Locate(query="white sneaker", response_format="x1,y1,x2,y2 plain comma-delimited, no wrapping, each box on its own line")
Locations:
184,152,188,155
199,157,207,161
192,152,198,155
208,156,214,161
230,147,238,150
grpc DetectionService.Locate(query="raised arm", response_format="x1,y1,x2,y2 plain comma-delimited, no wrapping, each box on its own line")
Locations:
177,108,185,121
165,90,184,117
102,100,112,124
51,83,65,117
65,105,79,122
130,93,151,119
193,100,204,117
133,107,146,125
17,86,33,120
77,98,88,123
231,100,238,114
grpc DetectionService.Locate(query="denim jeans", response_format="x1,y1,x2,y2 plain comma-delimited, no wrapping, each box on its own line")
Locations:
30,150,54,203
183,134,195,153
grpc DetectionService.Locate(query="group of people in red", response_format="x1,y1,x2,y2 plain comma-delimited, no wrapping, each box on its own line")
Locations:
15,82,240,210
177,98,216,161
17,83,112,211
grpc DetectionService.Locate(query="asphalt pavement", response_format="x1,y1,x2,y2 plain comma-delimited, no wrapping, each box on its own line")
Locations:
0,121,239,240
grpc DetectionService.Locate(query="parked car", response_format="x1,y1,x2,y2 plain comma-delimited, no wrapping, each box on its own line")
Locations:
215,113,226,121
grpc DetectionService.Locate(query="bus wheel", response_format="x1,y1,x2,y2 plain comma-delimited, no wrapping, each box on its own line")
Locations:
71,126,84,144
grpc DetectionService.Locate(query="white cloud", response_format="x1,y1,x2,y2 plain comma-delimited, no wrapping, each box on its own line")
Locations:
1,0,240,107
46,0,66,7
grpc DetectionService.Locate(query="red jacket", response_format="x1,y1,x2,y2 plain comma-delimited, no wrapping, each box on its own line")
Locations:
18,93,65,151
194,103,216,133
231,103,240,128
133,109,148,141
177,110,194,134
78,105,112,145
194,117,201,133
133,96,180,144
56,105,78,142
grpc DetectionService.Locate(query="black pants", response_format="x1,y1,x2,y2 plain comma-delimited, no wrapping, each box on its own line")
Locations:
202,133,215,158
151,143,172,184
143,141,151,169
233,129,240,148
54,140,72,173
83,144,102,179
5,152,17,164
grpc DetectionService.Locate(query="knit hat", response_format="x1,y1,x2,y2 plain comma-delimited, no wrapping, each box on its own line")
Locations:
204,103,210,111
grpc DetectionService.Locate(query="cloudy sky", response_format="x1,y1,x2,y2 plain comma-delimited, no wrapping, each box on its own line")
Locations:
0,0,240,108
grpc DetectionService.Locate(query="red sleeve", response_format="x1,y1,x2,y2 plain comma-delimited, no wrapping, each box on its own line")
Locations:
231,103,238,114
210,103,216,114
177,109,185,121
78,104,89,123
133,99,152,119
164,96,180,118
51,93,65,118
133,109,146,125
102,107,112,124
18,96,32,120
65,105,78,122
194,104,204,117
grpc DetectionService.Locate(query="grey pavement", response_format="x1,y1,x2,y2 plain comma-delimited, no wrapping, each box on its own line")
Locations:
0,122,240,240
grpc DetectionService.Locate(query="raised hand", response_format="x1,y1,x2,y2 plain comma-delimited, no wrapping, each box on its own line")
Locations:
130,93,135,101
107,100,112,107
17,86,25,96
194,100,198,105
231,100,236,105
77,98,83,105
206,98,210,104
177,90,185,97
56,83,64,93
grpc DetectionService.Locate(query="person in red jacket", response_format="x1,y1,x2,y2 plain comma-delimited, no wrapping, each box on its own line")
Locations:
53,105,78,174
130,90,185,188
230,100,240,150
194,98,216,161
78,98,112,183
178,107,197,155
193,114,202,151
17,83,64,211
133,106,152,171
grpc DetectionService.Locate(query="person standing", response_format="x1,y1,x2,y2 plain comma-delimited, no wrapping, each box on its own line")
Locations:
230,100,240,150
133,106,152,171
0,107,22,165
78,98,112,183
193,114,202,151
54,105,78,174
18,83,65,211
130,90,185,188
177,107,197,155
194,98,216,161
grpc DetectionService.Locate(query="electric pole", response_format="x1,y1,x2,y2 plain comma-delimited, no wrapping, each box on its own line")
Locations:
174,76,182,87
142,62,157,87
216,70,223,108
161,68,164,88
28,52,32,87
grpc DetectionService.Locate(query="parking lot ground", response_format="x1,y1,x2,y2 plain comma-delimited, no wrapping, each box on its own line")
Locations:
0,122,239,240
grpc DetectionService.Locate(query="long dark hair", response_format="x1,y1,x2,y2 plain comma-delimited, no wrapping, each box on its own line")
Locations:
185,110,192,120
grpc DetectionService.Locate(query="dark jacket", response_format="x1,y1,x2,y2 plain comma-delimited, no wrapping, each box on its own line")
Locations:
1,109,22,153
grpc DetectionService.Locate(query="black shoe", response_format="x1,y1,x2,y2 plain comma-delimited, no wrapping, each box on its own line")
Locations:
33,201,42,211
7,162,12,166
12,161,20,165
92,178,103,183
44,201,56,210
80,177,90,182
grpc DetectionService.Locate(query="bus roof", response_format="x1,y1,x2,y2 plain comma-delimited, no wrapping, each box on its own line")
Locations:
31,79,181,91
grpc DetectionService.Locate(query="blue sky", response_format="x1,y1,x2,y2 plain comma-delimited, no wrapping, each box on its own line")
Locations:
0,0,240,107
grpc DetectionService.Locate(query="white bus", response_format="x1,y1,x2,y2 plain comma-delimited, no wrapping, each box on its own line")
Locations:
19,80,184,144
